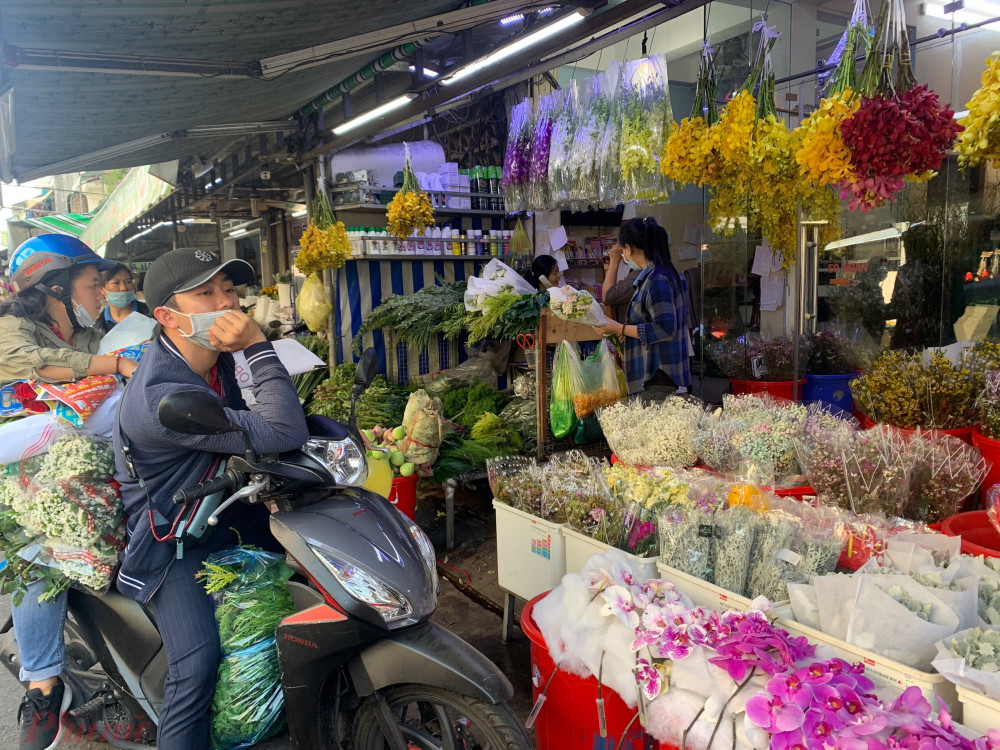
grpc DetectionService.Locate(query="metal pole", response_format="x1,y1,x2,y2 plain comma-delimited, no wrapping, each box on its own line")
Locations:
793,204,805,401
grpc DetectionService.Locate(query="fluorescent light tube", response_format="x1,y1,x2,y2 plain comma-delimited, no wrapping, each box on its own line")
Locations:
291,208,308,218
408,65,439,78
500,13,525,25
332,94,417,135
442,11,587,86
921,2,994,23
229,228,249,237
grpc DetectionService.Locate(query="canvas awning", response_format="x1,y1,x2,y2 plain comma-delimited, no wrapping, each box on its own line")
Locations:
6,212,93,250
79,162,177,253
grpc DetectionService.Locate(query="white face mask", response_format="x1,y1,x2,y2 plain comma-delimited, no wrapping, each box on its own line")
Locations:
72,298,97,328
169,308,229,351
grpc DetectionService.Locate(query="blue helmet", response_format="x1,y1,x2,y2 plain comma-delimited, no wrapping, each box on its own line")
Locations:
8,235,116,294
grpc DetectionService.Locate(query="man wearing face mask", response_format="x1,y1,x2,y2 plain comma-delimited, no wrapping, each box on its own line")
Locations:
113,248,308,750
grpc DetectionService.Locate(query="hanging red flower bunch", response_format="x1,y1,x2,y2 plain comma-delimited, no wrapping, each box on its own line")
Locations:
838,0,962,212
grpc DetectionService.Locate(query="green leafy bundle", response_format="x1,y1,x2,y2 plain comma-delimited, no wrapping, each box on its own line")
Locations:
309,363,408,430
353,281,467,354
452,382,509,428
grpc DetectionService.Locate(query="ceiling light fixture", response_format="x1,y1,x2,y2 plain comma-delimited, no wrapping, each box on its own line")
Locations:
408,64,439,78
229,227,249,237
442,11,588,86
500,13,525,25
332,93,418,135
291,208,308,218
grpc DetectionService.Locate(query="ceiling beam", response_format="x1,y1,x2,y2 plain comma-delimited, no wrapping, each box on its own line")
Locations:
3,45,258,78
300,0,708,161
258,0,576,78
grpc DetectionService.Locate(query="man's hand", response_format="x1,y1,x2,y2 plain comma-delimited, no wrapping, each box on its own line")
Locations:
208,311,267,352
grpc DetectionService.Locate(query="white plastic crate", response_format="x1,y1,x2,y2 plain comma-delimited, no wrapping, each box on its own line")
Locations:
958,686,1000,734
656,562,756,612
493,500,566,602
562,527,659,580
774,608,959,716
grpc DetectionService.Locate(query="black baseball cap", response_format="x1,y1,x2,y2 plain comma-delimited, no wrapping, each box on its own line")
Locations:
144,248,254,310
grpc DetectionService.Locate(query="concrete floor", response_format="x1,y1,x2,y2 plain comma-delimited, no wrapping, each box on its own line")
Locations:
0,478,532,749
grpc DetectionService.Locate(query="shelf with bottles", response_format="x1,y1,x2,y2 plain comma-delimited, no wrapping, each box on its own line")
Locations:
331,165,509,216
344,227,512,258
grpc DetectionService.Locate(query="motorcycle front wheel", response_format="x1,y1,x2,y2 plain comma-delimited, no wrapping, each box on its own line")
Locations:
351,685,531,750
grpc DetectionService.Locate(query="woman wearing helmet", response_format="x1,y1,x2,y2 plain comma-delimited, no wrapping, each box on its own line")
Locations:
0,235,138,750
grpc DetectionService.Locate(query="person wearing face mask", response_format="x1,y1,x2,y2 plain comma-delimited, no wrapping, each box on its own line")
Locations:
95,263,150,333
0,235,138,750
593,217,691,395
113,248,308,750
524,254,562,290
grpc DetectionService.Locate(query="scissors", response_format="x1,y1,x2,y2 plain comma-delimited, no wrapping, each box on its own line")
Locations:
517,333,536,352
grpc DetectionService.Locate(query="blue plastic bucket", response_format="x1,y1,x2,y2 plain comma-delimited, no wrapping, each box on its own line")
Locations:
803,372,857,416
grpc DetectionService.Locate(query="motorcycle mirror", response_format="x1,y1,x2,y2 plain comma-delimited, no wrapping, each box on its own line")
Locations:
355,348,378,389
158,390,235,435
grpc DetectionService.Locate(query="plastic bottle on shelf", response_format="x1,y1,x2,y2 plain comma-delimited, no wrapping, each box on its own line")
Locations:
470,167,480,210
453,230,462,256
488,167,501,211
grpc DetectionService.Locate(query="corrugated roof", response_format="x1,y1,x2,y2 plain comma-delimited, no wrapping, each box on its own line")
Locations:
1,0,464,178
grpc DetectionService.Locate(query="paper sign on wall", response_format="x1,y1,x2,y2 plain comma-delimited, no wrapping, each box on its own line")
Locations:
547,225,568,253
760,274,785,311
679,245,699,261
552,249,569,272
752,245,783,277
684,222,703,246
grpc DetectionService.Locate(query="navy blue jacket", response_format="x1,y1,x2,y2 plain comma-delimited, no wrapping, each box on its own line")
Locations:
113,335,309,603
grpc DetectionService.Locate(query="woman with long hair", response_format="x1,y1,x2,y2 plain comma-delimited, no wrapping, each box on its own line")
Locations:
593,217,691,394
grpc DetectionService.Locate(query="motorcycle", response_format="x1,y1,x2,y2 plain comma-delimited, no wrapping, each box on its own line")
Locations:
0,349,531,750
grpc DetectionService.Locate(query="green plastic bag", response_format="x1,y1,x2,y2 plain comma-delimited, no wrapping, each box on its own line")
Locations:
550,341,582,439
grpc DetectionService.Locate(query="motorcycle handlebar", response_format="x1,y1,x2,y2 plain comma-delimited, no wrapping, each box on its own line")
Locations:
172,471,240,506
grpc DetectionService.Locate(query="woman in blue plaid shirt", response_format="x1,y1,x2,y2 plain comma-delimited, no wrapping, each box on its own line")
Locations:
593,217,691,394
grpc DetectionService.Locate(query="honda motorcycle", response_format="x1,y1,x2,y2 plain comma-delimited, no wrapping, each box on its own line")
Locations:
0,349,531,750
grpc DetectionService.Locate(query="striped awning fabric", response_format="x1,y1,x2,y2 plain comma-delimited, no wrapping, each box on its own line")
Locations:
14,213,93,237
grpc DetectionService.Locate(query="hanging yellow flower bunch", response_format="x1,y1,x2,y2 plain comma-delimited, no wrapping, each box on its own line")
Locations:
660,115,715,186
957,53,1000,170
792,91,860,186
295,191,351,276
748,115,800,266
386,147,435,238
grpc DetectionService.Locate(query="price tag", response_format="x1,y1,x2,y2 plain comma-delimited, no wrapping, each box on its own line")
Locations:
776,548,802,566
698,524,715,539
751,355,766,379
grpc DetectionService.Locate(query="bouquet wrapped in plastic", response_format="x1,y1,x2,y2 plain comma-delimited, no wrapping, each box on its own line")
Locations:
547,285,607,327
691,409,745,474
573,340,622,418
596,63,625,207
0,433,124,604
657,505,715,580
501,99,534,213
618,54,673,204
902,431,988,523
547,80,579,207
568,64,619,209
528,90,560,211
199,547,296,750
711,506,760,596
598,397,700,468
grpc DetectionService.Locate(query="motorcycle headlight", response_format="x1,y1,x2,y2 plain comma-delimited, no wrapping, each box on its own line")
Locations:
310,545,413,623
409,522,439,595
303,436,368,486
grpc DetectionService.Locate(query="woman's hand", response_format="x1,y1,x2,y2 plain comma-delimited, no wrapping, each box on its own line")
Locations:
119,358,138,378
593,322,622,337
609,244,623,263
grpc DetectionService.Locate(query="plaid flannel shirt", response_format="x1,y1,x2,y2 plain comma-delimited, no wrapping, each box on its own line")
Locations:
624,264,691,393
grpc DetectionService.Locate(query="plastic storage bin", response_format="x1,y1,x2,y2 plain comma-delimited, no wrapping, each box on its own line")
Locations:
562,528,658,580
957,686,1000,734
729,378,807,401
803,372,858,416
656,562,758,613
494,500,566,602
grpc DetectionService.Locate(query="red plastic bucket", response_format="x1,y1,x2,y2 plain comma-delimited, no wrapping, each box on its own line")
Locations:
772,485,816,501
940,510,1000,558
973,427,1000,503
855,413,975,445
729,378,807,402
522,594,647,750
386,474,417,520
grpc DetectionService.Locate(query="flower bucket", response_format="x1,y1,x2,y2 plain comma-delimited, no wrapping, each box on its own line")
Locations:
856,413,975,445
940,510,1000,558
973,426,1000,504
803,372,858,416
522,593,651,750
386,474,417,520
493,500,565,602
728,378,807,402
